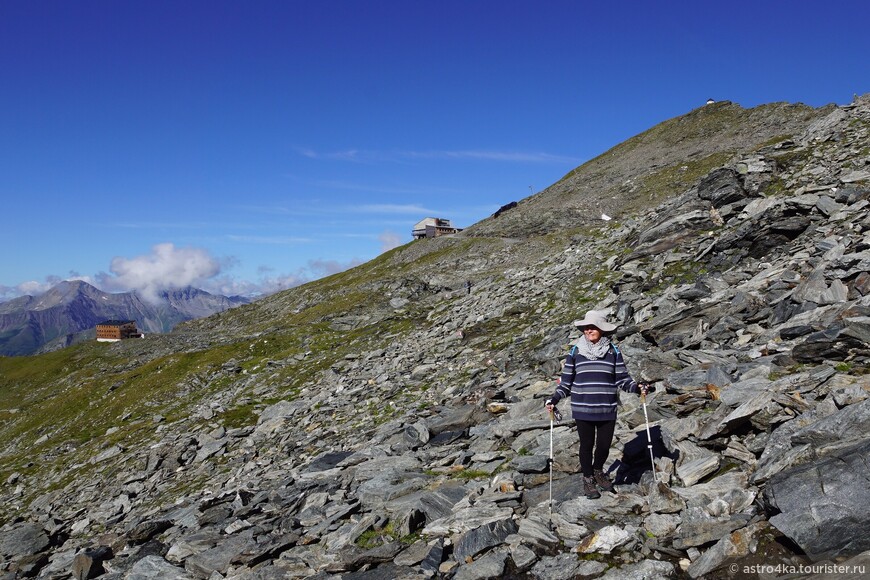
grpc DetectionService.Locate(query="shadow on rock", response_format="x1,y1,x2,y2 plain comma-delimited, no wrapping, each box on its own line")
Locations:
610,426,677,485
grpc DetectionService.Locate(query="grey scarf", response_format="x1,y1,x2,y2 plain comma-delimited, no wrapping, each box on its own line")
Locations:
573,335,612,360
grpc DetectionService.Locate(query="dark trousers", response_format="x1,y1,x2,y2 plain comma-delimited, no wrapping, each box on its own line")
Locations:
575,419,617,477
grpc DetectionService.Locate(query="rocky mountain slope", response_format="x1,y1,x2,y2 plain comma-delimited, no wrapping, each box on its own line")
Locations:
0,281,249,356
1,95,869,579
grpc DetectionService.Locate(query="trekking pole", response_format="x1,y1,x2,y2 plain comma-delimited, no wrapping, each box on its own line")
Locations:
548,403,562,521
548,408,554,518
640,383,657,483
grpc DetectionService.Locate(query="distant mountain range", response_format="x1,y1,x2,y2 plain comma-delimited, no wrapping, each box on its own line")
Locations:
0,280,250,356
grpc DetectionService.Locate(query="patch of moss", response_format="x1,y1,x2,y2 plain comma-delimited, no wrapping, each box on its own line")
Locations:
754,134,795,150
356,521,420,549
452,468,493,481
769,147,811,171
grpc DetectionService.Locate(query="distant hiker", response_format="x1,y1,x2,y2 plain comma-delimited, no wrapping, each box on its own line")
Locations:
545,310,652,499
465,280,472,295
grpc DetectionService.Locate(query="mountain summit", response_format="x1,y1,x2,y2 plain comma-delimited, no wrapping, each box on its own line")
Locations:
0,280,248,356
0,95,868,578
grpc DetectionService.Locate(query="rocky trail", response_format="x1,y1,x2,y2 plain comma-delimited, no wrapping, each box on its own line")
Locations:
2,96,870,579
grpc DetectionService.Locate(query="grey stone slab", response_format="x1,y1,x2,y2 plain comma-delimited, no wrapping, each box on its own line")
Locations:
767,440,870,562
510,454,549,474
0,522,49,558
183,532,255,578
383,481,471,523
686,522,768,578
791,398,870,448
530,552,604,580
125,555,194,580
516,515,559,551
674,508,752,549
453,518,517,561
672,471,756,513
451,549,508,580
676,454,720,488
598,559,676,580
575,524,633,554
422,504,514,537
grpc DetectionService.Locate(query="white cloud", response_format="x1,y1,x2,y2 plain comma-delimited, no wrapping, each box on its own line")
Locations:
2,244,383,305
308,258,365,277
0,273,98,302
200,273,307,298
15,279,58,296
378,230,403,252
101,243,221,303
199,257,365,299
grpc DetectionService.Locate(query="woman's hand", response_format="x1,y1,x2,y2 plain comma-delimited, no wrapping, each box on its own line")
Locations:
545,400,562,420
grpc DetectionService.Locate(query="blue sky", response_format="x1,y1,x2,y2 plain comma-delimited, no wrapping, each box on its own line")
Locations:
1,0,868,301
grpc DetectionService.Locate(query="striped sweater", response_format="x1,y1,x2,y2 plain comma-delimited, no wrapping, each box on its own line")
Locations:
550,344,640,421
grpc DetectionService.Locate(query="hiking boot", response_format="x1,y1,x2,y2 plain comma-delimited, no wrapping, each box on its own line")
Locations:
583,476,601,499
594,469,615,493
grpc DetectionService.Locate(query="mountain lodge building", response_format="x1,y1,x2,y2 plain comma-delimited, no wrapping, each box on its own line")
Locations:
412,217,462,239
96,320,141,342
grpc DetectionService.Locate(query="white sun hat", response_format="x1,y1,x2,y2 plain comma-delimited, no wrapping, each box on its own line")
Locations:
572,310,617,332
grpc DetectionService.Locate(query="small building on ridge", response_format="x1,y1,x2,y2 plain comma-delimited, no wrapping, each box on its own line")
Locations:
96,320,141,342
412,217,462,239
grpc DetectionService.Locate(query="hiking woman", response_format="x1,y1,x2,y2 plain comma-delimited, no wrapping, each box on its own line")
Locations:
545,310,651,499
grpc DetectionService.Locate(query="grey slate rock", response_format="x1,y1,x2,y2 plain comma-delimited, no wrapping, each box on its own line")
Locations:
304,450,355,473
232,532,300,565
127,520,173,545
509,543,538,573
337,562,425,580
698,168,750,207
9,552,49,578
425,405,483,434
71,546,113,580
530,552,604,580
403,421,430,450
453,518,518,561
790,397,870,448
686,521,768,578
392,539,430,566
338,541,405,569
384,482,470,523
792,322,866,361
124,555,194,579
183,531,255,578
673,509,753,549
598,559,675,580
419,538,445,575
648,481,687,514
510,454,549,474
0,522,50,558
451,549,508,580
516,516,559,551
766,440,870,561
